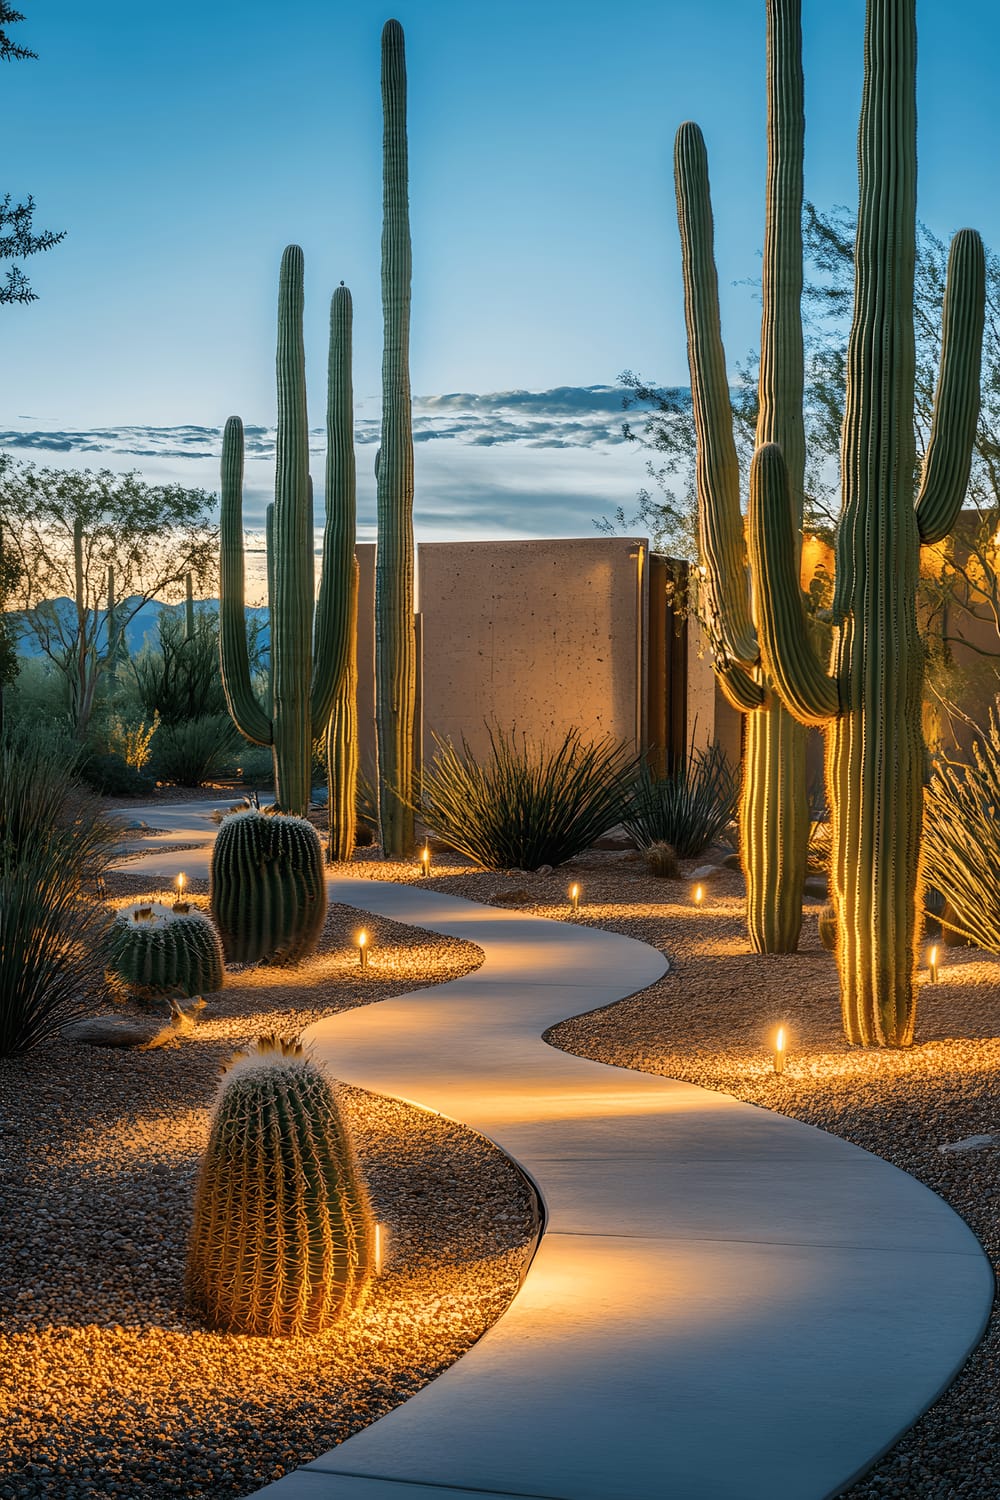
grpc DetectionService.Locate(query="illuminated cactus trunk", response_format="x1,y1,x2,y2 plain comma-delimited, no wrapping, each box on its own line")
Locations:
375,17,417,857
324,285,360,862
748,0,984,1045
218,248,354,817
674,0,807,953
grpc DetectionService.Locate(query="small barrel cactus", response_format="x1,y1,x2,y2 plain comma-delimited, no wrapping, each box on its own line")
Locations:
210,808,327,965
645,841,680,879
106,902,224,1002
186,1036,375,1336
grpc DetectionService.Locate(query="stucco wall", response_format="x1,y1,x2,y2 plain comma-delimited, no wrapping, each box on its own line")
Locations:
354,538,648,771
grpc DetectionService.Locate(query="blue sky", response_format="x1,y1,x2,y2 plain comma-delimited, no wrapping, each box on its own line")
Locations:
0,0,995,543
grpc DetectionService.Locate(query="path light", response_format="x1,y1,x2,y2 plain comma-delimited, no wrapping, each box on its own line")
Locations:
692,884,705,908
173,872,190,914
419,844,431,877
773,1025,787,1076
569,882,580,912
358,931,369,970
928,945,939,984
374,1221,389,1273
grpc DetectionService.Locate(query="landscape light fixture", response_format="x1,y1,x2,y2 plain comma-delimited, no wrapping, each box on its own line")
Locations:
773,1025,787,1076
569,882,580,912
693,884,705,907
419,844,431,877
358,931,368,969
928,945,939,984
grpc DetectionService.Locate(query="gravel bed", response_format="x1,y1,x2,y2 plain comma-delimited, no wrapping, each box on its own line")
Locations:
366,847,1000,1499
0,874,538,1499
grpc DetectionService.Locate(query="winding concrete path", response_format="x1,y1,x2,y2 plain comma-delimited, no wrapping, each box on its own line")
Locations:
116,804,994,1500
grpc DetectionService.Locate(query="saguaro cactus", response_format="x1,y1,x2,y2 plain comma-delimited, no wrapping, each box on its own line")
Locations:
219,247,355,817
375,17,417,857
187,1037,374,1336
674,0,808,953
325,285,360,861
745,0,984,1045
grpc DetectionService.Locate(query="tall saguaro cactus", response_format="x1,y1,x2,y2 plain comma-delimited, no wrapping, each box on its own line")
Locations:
745,0,984,1045
325,285,360,861
375,17,417,857
219,248,356,817
674,0,808,953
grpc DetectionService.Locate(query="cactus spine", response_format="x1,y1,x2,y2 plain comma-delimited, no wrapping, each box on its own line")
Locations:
186,1037,374,1336
376,18,417,857
324,285,360,862
219,247,354,817
210,809,327,966
674,0,807,954
746,0,984,1044
107,903,224,1002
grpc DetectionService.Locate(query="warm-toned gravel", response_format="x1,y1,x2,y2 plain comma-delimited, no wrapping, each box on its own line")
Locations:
381,846,1000,1500
7,824,999,1498
0,872,538,1500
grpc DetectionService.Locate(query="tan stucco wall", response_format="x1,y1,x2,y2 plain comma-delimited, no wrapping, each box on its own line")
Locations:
354,538,648,771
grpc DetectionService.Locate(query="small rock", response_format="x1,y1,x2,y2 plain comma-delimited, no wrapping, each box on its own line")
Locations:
61,1016,167,1048
689,864,721,883
535,864,554,877
491,887,533,906
937,1134,999,1155
720,852,742,871
589,831,632,851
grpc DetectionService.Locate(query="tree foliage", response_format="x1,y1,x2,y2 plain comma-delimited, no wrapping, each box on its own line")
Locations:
0,5,65,303
1,463,217,736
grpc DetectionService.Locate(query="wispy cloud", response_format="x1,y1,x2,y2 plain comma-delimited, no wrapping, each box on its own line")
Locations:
0,386,677,542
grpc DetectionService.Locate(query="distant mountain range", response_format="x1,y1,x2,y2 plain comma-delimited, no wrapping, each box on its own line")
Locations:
9,597,270,660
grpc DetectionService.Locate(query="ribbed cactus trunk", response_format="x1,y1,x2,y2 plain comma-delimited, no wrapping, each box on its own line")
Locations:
328,558,359,861
375,17,416,857
747,0,985,1045
674,0,808,953
218,248,355,821
830,0,921,1044
271,245,314,816
321,285,360,861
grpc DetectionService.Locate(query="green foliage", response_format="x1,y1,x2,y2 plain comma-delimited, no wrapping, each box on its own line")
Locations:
923,712,1000,953
106,712,159,771
132,608,226,723
621,743,739,859
1,462,216,736
151,714,240,787
0,726,118,1056
420,726,638,871
77,748,154,797
0,6,65,305
186,1036,374,1336
210,809,327,966
106,902,224,1003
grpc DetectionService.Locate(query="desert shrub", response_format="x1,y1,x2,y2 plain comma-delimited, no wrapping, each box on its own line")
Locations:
106,712,159,771
4,655,71,729
621,743,739,859
420,725,637,870
151,713,240,786
77,749,155,796
0,727,119,1056
923,713,1000,952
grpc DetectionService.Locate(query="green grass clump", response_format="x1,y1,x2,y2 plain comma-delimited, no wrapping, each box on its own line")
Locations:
420,725,638,871
0,727,118,1056
621,743,739,859
923,713,1000,952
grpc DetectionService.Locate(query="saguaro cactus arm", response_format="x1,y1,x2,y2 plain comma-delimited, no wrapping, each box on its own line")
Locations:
717,660,766,712
674,120,757,669
915,228,986,544
219,415,272,746
311,283,356,737
748,443,840,725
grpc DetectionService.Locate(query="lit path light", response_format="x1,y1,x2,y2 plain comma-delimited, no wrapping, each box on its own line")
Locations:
568,882,580,912
773,1025,787,1076
111,800,993,1500
357,930,368,969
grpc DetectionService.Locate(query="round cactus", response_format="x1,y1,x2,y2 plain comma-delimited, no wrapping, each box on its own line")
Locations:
186,1036,375,1336
645,841,680,879
106,902,224,1002
210,808,327,966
